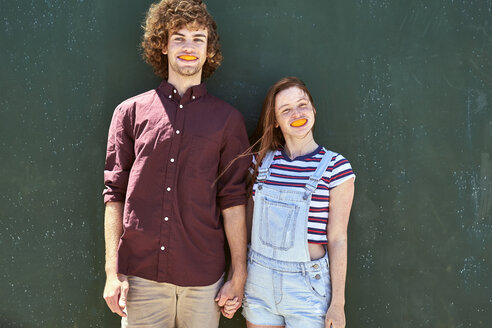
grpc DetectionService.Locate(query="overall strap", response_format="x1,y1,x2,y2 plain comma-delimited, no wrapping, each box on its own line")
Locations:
256,150,276,187
303,150,334,200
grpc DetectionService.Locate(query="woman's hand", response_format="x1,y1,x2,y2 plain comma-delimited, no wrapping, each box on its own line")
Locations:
325,303,346,328
220,297,240,318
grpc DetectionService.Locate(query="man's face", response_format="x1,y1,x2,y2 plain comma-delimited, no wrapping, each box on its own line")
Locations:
163,26,208,79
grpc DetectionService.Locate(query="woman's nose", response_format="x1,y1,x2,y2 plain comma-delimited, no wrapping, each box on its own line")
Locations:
292,107,303,117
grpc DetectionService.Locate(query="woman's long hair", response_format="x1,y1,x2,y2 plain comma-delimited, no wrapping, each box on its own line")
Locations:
247,77,316,195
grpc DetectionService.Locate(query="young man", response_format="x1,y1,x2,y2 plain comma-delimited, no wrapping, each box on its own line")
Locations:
102,1,249,327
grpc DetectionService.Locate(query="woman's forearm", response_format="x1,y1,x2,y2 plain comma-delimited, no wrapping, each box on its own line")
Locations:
327,238,347,306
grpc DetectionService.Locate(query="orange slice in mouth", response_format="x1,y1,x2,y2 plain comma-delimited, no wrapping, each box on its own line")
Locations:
290,119,307,127
178,55,198,61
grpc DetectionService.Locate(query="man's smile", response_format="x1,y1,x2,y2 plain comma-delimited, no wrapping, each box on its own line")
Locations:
178,55,198,61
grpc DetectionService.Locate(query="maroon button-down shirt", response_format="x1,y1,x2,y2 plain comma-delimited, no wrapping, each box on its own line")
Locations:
103,81,250,286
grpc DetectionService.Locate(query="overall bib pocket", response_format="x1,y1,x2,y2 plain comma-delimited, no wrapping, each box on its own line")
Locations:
259,197,299,250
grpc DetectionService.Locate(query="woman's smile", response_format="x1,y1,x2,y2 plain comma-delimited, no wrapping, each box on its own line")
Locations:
290,118,307,127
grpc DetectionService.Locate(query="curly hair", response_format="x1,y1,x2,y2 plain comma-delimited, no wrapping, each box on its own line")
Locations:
141,0,222,79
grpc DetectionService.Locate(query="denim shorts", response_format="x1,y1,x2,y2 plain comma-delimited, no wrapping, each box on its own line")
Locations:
242,250,331,327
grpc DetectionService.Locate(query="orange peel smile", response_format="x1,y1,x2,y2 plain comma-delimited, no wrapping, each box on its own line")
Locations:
290,119,307,127
178,55,198,61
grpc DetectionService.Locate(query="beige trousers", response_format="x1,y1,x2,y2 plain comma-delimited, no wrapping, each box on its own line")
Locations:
121,274,224,328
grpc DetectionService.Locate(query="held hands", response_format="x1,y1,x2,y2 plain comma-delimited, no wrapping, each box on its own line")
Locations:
214,278,244,318
220,297,241,319
103,274,129,317
325,303,346,328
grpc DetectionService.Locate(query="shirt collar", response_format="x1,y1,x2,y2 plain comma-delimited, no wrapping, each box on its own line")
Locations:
280,145,323,162
157,80,207,102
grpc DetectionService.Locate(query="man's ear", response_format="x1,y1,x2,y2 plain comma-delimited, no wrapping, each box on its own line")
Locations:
162,46,167,55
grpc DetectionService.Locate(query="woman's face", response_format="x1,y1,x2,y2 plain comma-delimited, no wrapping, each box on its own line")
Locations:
274,86,315,140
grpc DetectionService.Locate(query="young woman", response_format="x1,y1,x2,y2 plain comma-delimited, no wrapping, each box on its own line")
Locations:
239,77,355,328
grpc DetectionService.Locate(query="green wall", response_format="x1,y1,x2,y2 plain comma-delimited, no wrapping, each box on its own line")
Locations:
1,0,491,327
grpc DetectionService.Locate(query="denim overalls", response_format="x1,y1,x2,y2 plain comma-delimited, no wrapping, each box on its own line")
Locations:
242,150,334,327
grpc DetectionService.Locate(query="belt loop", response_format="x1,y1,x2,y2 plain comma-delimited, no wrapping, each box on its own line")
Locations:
301,263,306,276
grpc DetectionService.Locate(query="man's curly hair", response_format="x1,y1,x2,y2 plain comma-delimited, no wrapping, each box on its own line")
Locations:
141,0,222,79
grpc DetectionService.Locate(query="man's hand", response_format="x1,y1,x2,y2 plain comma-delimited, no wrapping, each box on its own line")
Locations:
103,274,129,317
215,278,245,318
219,204,247,318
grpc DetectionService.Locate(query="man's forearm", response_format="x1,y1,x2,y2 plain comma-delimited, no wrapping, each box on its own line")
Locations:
222,204,247,281
104,201,124,278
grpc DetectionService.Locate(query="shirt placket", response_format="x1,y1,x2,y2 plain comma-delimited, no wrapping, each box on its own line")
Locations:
158,88,186,281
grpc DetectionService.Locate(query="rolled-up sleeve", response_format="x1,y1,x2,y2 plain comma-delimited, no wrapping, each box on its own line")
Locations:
103,105,135,203
216,111,251,210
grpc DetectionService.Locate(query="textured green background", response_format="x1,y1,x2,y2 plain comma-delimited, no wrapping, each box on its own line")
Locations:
1,0,491,327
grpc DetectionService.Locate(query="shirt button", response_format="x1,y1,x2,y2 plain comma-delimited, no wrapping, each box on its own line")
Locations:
176,130,180,134
192,95,196,100
173,89,177,93
168,95,172,99
166,187,171,191
161,246,165,251
164,217,169,221
179,104,183,109
170,158,175,163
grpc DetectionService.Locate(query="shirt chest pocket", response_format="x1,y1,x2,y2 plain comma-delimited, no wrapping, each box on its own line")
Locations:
185,135,221,182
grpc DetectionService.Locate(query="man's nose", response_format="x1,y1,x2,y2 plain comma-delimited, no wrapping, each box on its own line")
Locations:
181,40,195,52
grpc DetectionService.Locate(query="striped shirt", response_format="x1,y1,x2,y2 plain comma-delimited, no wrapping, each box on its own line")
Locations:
252,146,355,244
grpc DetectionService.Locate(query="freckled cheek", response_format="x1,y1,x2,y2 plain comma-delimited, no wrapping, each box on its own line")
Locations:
279,116,291,128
